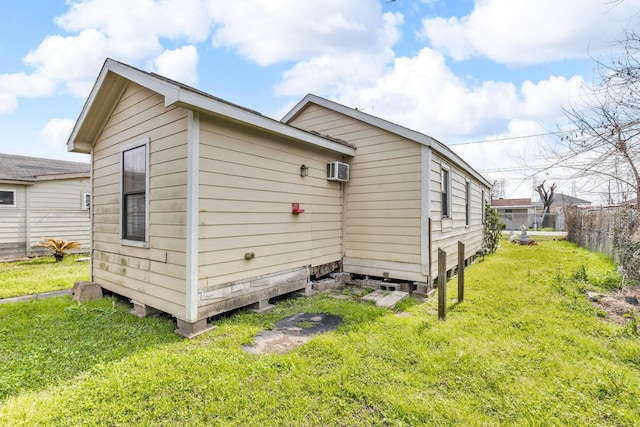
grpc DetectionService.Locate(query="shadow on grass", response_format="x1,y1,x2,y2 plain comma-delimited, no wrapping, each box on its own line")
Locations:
0,296,180,401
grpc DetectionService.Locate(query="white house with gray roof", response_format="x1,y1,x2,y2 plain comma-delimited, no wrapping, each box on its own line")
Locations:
0,153,90,259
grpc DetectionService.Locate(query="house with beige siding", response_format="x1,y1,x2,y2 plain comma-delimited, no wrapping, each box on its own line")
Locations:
0,154,90,260
68,59,490,337
283,95,491,284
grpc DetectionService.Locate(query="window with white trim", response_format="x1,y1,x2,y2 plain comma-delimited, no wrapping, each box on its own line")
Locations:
465,180,472,226
441,166,451,218
121,140,149,243
82,193,91,210
0,189,16,207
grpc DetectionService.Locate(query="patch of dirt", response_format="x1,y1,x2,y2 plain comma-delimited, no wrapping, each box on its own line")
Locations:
243,312,343,355
588,287,640,325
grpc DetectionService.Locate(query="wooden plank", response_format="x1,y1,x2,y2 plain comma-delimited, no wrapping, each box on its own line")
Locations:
347,190,421,203
347,240,419,255
92,271,185,317
352,146,420,164
345,217,420,228
345,248,421,264
347,208,421,219
458,241,465,303
348,181,421,194
347,233,420,246
438,248,446,320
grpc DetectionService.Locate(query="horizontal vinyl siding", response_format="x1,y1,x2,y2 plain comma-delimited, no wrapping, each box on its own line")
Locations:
197,117,343,287
91,82,188,317
430,152,487,275
26,179,91,255
0,186,26,259
290,106,423,267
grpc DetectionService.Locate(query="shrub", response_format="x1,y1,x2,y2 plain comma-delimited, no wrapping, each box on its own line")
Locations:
37,238,83,262
484,202,504,254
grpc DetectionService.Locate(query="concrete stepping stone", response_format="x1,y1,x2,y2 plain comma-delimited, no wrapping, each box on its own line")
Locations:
361,289,388,304
377,291,409,309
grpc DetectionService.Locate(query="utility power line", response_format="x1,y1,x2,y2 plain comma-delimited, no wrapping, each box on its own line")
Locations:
448,130,573,146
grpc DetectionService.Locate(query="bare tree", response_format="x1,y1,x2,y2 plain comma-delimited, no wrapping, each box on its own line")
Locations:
490,178,505,200
536,180,556,227
554,32,640,208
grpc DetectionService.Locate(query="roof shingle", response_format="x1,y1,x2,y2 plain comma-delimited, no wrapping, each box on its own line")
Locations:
0,153,89,182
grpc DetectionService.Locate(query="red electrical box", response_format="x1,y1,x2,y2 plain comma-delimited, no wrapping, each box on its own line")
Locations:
292,203,305,214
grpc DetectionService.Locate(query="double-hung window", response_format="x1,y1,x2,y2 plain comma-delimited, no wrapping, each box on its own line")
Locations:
441,166,451,218
465,180,472,226
122,138,149,244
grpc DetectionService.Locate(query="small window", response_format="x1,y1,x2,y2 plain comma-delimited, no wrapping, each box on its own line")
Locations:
121,139,149,243
82,193,91,210
465,181,472,226
441,166,451,218
0,189,16,207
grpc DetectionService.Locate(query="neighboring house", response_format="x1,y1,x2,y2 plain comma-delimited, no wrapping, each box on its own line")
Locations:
492,194,591,231
549,193,591,213
549,193,591,231
68,59,491,337
0,153,90,259
491,198,539,230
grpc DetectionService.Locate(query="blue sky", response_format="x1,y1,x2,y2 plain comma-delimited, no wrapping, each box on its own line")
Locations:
1,0,639,201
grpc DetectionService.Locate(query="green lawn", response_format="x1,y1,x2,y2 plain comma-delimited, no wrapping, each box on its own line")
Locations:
0,254,89,299
1,239,639,426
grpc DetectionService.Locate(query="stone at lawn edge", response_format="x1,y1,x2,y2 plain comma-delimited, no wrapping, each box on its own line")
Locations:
72,281,103,302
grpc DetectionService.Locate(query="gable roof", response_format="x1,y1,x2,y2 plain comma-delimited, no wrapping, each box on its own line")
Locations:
552,193,591,205
68,59,356,157
282,94,491,187
0,153,89,183
491,198,534,208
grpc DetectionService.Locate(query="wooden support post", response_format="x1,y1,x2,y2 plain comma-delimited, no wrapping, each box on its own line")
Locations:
428,218,432,283
458,241,465,303
438,248,446,320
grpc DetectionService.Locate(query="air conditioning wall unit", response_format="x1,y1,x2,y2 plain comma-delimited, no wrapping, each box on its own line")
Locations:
327,162,349,182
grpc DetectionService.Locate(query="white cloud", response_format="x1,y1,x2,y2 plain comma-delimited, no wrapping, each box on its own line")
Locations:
275,52,394,98
209,1,402,66
55,0,212,53
151,46,199,86
519,75,584,119
421,0,640,65
0,94,18,114
0,0,215,114
23,30,109,98
39,118,75,150
328,48,520,139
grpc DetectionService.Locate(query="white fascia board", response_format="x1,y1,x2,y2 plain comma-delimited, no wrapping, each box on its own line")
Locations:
68,59,180,154
69,59,354,157
170,90,355,157
67,63,112,153
284,94,490,187
107,60,181,102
